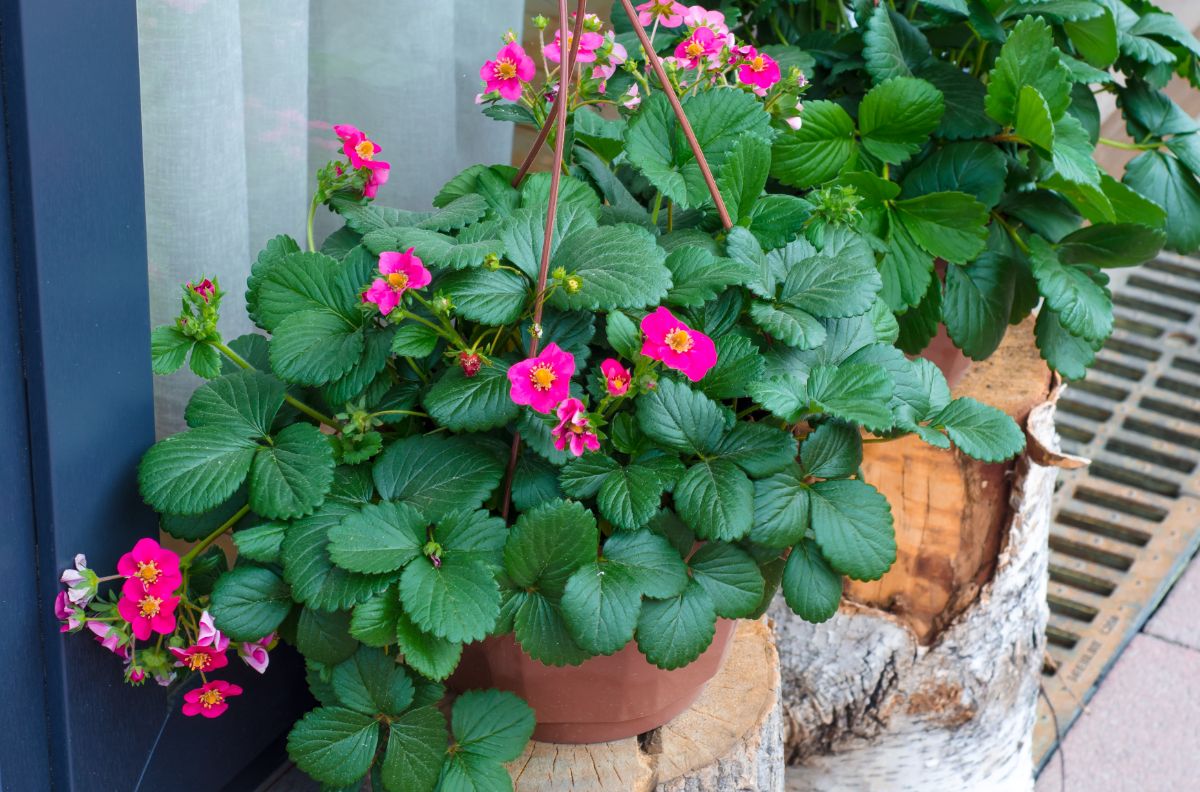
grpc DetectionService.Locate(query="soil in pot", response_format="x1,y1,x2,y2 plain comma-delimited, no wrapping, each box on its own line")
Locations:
449,618,737,744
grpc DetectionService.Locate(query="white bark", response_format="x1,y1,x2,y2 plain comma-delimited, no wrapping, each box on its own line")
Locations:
772,401,1061,792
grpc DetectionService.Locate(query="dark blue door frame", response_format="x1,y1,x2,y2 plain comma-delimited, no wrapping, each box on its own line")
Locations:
0,2,305,789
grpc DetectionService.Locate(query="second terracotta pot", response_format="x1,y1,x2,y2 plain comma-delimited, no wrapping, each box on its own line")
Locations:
450,619,737,744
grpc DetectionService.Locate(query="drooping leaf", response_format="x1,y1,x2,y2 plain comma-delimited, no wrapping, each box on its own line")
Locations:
781,538,842,624
287,707,379,787
808,479,896,581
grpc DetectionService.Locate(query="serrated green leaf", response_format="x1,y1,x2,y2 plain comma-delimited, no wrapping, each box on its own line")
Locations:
864,5,928,82
701,334,765,400
943,253,1016,360
270,310,363,386
780,253,882,318
746,194,811,250
287,707,379,787
348,586,401,647
210,565,292,642
603,529,689,599
893,192,989,264
233,521,285,564
327,501,426,574
675,459,754,542
880,216,934,312
770,100,856,188
249,423,335,520
361,226,503,271
1015,85,1055,154
379,706,448,792
423,362,519,433
711,422,797,477
332,646,414,716
859,77,944,164
750,465,810,549
636,580,717,670
373,435,504,519
807,364,894,431
901,141,1008,209
440,267,529,326
400,556,500,643
985,16,1071,126
453,689,536,763
1058,223,1165,268
185,370,286,438
550,224,671,311
605,310,640,359
138,427,257,515
296,607,359,665
188,343,221,379
663,246,753,308
504,499,597,599
282,504,395,612
559,455,620,499
688,542,764,619
512,452,563,513
1029,236,1112,342
930,396,1027,462
150,325,194,375
800,421,863,479
919,61,1000,141
391,321,441,358
809,479,896,581
749,301,826,350
781,538,842,623
636,379,726,455
597,462,666,531
562,561,643,654
510,590,592,666
395,610,463,682
716,134,771,223
1124,151,1200,254
1035,305,1101,379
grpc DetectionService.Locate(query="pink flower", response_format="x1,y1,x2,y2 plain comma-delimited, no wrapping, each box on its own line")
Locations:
54,591,83,633
785,100,804,131
127,663,146,684
636,0,686,27
508,342,575,414
621,84,642,110
591,36,627,81
480,42,536,102
238,633,276,674
673,26,721,70
196,610,230,652
552,398,601,456
170,644,229,673
545,29,604,64
182,680,243,719
601,359,631,396
640,307,718,382
737,51,780,95
189,279,216,302
363,247,431,316
60,553,97,606
334,124,391,198
117,578,180,641
117,538,182,596
88,621,130,660
683,5,728,36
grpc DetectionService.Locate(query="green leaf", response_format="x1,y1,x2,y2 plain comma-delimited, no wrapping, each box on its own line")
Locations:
863,5,929,81
441,267,529,326
297,606,359,665
249,423,335,520
807,364,895,431
423,362,518,433
373,435,504,519
282,504,394,612
327,501,426,574
287,707,379,787
781,538,842,623
1124,151,1200,254
985,16,1071,126
138,427,257,515
800,421,863,479
701,334,766,400
770,101,856,188
879,217,934,312
435,508,507,570
901,142,1008,209
362,226,503,271
636,580,717,670
930,396,1026,462
892,192,989,264
597,462,667,531
504,499,597,599
859,77,944,164
210,565,292,642
188,341,222,379
603,529,689,599
605,310,640,359
332,646,414,716
559,455,620,499
1051,114,1101,187
348,586,401,647
252,251,356,333
716,134,771,223
379,707,449,792
150,326,194,375
1015,85,1055,154
748,374,809,423
1029,236,1112,342
688,542,764,619
1035,305,1101,380
562,561,643,654
510,590,592,666
809,479,896,581
512,452,563,513
1067,7,1118,66
675,459,754,542
711,422,797,478
400,556,500,643
453,689,536,763
550,224,671,311
1101,173,1166,231
520,172,602,217
747,194,811,250
663,246,753,308
233,521,285,564
160,486,250,542
749,301,826,350
390,321,440,358
636,379,726,455
919,61,1000,141
420,193,488,232
270,310,363,386
943,254,1016,360
246,235,303,326
780,254,882,318
574,107,627,161
395,610,463,682
751,465,810,549
1059,223,1164,268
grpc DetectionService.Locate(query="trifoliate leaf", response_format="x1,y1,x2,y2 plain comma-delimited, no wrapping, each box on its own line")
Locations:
331,646,414,716
379,706,448,792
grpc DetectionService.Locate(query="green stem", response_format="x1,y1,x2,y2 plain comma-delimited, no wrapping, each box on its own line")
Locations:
306,193,320,253
403,356,429,383
1098,136,1160,152
650,191,663,226
210,340,338,426
370,409,428,420
181,504,251,567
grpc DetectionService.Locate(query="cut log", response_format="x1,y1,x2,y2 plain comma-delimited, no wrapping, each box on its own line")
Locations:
771,378,1064,791
505,618,783,792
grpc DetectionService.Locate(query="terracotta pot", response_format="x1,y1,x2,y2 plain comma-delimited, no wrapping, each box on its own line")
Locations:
450,619,737,744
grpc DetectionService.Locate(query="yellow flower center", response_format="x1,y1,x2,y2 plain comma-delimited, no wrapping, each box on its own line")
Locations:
665,327,694,353
138,595,162,619
751,56,765,72
135,560,161,586
199,689,225,709
386,272,409,290
186,653,211,671
686,41,705,58
354,139,376,161
529,363,557,391
611,376,627,391
494,59,518,80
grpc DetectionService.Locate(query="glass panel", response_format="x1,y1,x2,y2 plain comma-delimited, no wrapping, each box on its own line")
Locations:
136,0,522,434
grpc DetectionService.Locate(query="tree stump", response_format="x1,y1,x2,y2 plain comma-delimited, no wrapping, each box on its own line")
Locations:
505,618,783,792
771,319,1069,791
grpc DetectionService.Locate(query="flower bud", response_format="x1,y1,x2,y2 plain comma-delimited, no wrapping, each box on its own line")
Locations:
532,14,549,30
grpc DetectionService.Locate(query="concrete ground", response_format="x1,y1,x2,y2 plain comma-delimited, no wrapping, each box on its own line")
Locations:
1036,557,1200,792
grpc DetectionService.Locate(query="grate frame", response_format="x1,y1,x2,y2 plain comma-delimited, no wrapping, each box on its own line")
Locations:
1035,253,1200,769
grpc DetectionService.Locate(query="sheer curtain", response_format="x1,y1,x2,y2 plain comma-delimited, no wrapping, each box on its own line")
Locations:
137,0,522,435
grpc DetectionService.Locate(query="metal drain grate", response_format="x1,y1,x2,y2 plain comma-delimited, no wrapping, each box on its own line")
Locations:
1035,253,1200,769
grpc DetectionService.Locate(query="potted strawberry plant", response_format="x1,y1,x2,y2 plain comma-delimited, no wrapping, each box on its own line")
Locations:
54,2,1029,789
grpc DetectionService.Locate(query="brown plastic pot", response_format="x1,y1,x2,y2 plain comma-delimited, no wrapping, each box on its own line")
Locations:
449,618,737,744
